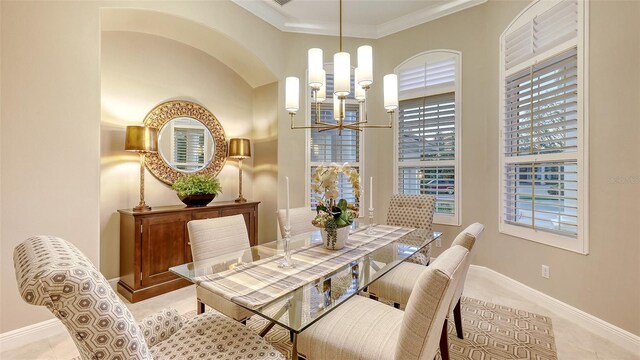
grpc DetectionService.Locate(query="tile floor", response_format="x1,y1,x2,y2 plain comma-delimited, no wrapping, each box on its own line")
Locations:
1,267,638,359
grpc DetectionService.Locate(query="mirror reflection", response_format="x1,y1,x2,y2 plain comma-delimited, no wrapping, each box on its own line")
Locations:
158,117,215,172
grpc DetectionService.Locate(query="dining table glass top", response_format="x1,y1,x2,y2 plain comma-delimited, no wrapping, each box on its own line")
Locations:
170,224,442,333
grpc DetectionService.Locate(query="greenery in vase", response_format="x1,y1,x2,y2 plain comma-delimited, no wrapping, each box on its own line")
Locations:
310,163,360,247
172,174,222,197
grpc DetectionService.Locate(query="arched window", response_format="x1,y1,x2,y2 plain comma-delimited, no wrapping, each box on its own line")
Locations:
394,50,461,226
499,0,588,253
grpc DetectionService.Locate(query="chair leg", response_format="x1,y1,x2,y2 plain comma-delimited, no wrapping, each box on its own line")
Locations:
290,330,294,342
439,318,450,360
453,298,464,339
197,300,205,315
369,294,378,301
240,319,247,325
393,302,400,309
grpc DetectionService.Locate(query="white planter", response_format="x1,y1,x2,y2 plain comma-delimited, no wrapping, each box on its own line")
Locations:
320,226,349,250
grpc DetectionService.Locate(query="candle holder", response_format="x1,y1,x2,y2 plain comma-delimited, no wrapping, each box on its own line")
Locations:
278,225,296,268
365,208,377,235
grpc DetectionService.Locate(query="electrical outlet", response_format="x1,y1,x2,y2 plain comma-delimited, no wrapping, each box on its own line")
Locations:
435,238,442,248
541,265,550,279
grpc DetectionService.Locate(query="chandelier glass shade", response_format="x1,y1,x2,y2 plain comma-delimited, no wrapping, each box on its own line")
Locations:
284,0,398,134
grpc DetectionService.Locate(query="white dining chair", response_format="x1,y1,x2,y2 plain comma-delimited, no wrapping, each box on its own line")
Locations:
277,207,317,237
14,235,285,360
297,245,469,360
386,194,436,265
368,222,484,339
187,215,254,322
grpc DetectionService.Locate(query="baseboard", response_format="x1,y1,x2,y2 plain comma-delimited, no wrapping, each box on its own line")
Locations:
0,317,66,353
470,265,640,354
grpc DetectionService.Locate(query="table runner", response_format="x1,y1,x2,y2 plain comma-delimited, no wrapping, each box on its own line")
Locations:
195,225,415,309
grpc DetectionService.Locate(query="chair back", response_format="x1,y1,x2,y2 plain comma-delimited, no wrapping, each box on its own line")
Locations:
277,207,317,237
395,245,469,360
13,236,151,360
387,194,436,264
449,223,484,309
187,214,250,262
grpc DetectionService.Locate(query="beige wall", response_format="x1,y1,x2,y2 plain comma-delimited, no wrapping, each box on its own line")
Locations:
100,31,261,280
252,83,279,242
373,0,640,335
0,0,283,333
275,0,640,335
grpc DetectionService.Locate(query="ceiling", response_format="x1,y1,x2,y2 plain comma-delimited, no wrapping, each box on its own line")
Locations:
232,0,487,39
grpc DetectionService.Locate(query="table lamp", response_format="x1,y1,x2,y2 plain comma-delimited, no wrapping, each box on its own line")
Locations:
228,138,251,203
125,125,158,211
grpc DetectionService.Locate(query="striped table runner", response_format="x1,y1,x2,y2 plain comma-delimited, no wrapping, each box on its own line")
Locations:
194,225,415,309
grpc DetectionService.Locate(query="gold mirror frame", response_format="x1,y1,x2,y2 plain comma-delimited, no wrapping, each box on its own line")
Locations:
143,100,227,185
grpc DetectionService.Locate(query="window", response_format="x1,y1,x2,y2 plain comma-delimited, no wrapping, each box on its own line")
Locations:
499,0,588,253
394,51,461,225
307,67,362,209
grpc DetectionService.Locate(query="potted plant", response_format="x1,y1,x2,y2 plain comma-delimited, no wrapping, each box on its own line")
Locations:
311,163,360,250
172,174,222,207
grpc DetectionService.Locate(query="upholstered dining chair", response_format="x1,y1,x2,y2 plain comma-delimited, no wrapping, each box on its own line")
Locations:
13,235,284,360
297,244,469,360
187,215,254,322
386,194,436,266
368,223,484,340
277,207,317,237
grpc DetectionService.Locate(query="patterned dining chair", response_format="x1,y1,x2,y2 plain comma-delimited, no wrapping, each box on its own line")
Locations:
13,235,284,360
297,245,470,360
386,194,436,265
187,215,254,322
277,207,317,237
368,223,484,340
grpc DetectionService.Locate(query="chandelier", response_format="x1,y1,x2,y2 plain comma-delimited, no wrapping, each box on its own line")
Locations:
284,0,398,135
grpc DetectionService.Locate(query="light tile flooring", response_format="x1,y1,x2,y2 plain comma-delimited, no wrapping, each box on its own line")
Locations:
1,267,638,360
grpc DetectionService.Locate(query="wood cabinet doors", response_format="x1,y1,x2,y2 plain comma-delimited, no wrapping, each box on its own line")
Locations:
140,213,190,287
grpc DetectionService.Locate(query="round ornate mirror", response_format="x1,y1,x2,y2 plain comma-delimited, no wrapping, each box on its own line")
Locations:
143,100,227,185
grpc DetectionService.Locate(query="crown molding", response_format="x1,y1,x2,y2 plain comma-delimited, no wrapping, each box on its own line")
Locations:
232,0,487,39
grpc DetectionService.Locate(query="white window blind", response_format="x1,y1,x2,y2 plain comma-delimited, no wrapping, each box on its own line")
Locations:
500,0,587,253
505,0,578,71
308,66,361,209
395,51,460,225
173,127,205,171
503,48,578,237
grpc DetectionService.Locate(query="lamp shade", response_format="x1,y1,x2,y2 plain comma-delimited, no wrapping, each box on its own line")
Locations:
228,138,251,159
125,126,158,153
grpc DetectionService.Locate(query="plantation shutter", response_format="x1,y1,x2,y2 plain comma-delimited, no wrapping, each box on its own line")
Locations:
505,0,578,71
397,92,456,216
398,57,456,99
174,127,205,171
502,48,578,237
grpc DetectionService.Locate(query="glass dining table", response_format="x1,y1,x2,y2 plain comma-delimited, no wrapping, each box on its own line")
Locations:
170,224,442,359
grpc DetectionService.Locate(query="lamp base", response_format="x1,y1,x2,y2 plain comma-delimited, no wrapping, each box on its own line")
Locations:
133,204,152,212
234,196,247,203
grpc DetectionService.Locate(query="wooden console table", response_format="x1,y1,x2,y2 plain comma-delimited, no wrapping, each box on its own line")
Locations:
117,201,259,302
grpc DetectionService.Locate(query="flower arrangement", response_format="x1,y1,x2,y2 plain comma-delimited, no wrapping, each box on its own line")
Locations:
311,163,360,248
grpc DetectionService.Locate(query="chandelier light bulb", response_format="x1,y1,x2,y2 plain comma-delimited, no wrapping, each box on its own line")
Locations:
383,74,398,111
308,48,324,89
285,77,300,113
334,52,351,96
357,45,373,87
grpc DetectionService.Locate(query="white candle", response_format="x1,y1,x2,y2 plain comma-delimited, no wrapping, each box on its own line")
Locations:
369,176,373,209
285,176,291,227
